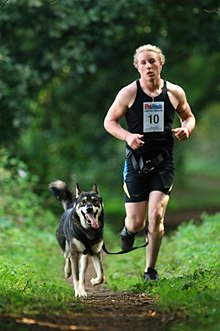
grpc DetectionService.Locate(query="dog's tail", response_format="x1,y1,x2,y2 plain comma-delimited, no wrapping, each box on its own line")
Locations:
49,180,74,210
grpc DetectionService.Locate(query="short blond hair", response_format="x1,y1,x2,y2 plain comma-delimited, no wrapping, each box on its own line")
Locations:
133,44,165,68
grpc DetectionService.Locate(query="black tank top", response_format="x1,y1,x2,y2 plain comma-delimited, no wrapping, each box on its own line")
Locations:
125,80,176,157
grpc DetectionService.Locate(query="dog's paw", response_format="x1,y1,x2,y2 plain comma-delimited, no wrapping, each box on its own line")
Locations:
75,289,87,298
90,277,104,286
74,285,87,298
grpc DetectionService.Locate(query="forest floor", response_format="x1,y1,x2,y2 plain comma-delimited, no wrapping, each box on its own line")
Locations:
1,207,218,331
3,270,180,331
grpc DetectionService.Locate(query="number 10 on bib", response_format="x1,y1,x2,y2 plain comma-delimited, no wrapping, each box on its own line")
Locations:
143,102,164,132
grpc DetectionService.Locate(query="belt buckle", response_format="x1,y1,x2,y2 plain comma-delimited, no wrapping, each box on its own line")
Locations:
139,160,155,174
144,160,154,173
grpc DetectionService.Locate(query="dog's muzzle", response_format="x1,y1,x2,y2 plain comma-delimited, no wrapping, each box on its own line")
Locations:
83,206,100,230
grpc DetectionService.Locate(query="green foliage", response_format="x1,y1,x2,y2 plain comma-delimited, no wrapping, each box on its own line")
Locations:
168,103,220,211
161,213,220,275
0,152,79,317
1,140,220,331
0,0,219,199
185,103,220,175
105,213,220,331
0,225,75,316
142,269,220,331
0,148,55,228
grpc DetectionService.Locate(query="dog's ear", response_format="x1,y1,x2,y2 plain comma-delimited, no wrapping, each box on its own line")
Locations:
76,183,81,197
92,183,99,195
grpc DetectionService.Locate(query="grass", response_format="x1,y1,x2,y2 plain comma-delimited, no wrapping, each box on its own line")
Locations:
0,222,78,318
104,213,220,331
0,147,220,330
0,149,79,320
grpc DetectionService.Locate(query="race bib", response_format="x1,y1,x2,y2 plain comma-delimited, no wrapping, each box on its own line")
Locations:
143,102,164,132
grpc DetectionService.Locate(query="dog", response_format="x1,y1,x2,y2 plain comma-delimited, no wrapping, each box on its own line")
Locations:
49,180,104,297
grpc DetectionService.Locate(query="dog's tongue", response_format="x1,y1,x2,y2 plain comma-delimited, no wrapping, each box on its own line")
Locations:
86,213,99,229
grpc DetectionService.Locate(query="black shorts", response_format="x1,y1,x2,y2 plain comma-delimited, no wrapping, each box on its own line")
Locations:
123,156,174,203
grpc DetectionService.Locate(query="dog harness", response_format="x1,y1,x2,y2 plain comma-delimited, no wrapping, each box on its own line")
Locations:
73,223,103,255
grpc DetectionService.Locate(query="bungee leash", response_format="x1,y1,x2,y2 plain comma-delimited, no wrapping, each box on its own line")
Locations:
102,240,148,255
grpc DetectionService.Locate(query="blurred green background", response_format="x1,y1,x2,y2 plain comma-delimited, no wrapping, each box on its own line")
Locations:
0,0,219,224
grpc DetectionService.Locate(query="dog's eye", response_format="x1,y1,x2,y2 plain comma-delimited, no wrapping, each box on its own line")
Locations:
91,197,98,204
80,199,87,205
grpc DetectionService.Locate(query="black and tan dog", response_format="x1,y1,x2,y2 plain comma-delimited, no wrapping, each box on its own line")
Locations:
49,180,104,297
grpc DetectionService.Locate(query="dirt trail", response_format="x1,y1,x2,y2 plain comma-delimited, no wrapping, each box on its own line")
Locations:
73,276,176,331
3,259,177,331
9,263,180,331
68,283,174,330
3,208,217,331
